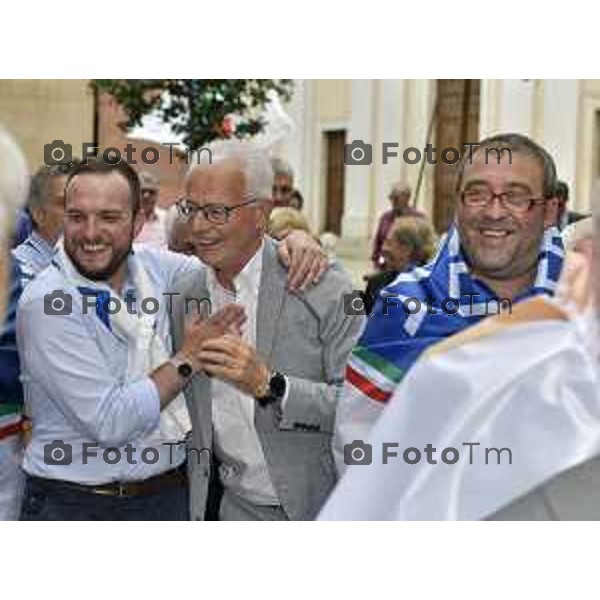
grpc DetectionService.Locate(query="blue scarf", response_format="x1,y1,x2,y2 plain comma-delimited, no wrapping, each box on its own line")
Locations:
346,225,565,405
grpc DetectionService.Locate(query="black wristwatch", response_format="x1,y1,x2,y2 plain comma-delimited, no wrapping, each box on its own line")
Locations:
169,356,194,379
256,371,287,407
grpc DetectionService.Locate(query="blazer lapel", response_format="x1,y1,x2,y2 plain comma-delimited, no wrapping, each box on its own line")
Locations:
256,239,287,361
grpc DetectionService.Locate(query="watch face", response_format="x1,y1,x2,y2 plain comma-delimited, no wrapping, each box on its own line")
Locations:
178,363,193,378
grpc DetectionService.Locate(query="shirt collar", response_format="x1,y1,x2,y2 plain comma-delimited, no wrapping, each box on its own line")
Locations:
207,240,264,297
29,230,55,256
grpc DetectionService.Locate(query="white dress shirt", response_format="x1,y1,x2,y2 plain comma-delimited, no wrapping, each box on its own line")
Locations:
18,245,201,484
207,242,280,505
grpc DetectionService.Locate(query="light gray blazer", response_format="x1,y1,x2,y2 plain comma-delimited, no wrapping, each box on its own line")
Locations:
488,456,600,520
170,239,363,520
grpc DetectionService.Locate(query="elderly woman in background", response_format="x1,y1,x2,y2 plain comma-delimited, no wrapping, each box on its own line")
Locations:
268,206,312,240
364,215,436,315
0,126,29,520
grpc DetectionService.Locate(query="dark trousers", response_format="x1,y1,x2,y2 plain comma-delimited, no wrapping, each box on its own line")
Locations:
20,475,189,521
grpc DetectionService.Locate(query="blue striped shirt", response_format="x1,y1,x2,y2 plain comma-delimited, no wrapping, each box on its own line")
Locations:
12,230,55,287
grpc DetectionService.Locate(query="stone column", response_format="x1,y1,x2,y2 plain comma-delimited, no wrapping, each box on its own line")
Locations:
342,79,375,240
541,79,579,199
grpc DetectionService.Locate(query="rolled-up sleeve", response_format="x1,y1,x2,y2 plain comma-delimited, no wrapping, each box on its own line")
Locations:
17,295,160,447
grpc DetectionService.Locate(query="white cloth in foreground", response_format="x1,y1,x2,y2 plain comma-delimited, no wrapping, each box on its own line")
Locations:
319,296,599,521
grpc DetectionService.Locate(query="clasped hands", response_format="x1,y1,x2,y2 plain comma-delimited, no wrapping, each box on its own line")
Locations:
180,304,270,397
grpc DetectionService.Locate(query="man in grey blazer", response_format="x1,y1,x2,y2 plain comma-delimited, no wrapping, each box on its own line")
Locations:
171,141,363,520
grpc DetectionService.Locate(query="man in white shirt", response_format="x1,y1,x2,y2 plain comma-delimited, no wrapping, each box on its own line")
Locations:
171,141,363,520
17,158,325,520
17,158,246,520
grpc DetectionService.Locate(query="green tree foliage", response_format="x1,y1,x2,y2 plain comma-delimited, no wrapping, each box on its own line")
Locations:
93,79,293,150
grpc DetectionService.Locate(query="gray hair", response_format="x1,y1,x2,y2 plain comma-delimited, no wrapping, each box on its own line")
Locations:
187,139,274,201
28,163,74,213
0,126,29,239
271,157,294,182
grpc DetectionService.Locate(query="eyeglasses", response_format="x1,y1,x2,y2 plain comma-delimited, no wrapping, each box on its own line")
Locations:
460,188,547,213
176,197,258,225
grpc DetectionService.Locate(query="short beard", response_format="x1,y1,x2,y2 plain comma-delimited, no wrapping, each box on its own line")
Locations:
66,239,133,283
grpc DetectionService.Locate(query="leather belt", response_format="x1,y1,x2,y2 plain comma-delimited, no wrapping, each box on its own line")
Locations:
29,462,188,498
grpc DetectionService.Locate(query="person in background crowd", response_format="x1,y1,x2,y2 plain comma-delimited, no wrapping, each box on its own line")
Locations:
268,206,311,240
12,163,76,285
0,125,30,520
271,158,294,208
363,216,436,314
555,180,588,229
371,180,425,270
135,171,168,248
289,189,304,211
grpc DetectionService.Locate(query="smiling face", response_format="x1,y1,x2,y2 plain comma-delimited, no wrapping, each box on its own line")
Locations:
63,172,144,288
456,149,557,296
185,159,268,283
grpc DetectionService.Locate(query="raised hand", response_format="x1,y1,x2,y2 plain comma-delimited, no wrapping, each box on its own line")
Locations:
278,229,328,293
180,304,246,371
197,334,270,397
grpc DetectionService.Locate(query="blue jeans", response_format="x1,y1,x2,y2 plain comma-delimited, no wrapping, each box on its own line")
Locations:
20,475,189,521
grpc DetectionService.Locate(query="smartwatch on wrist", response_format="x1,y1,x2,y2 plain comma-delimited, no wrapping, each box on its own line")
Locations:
256,371,287,407
169,355,194,380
